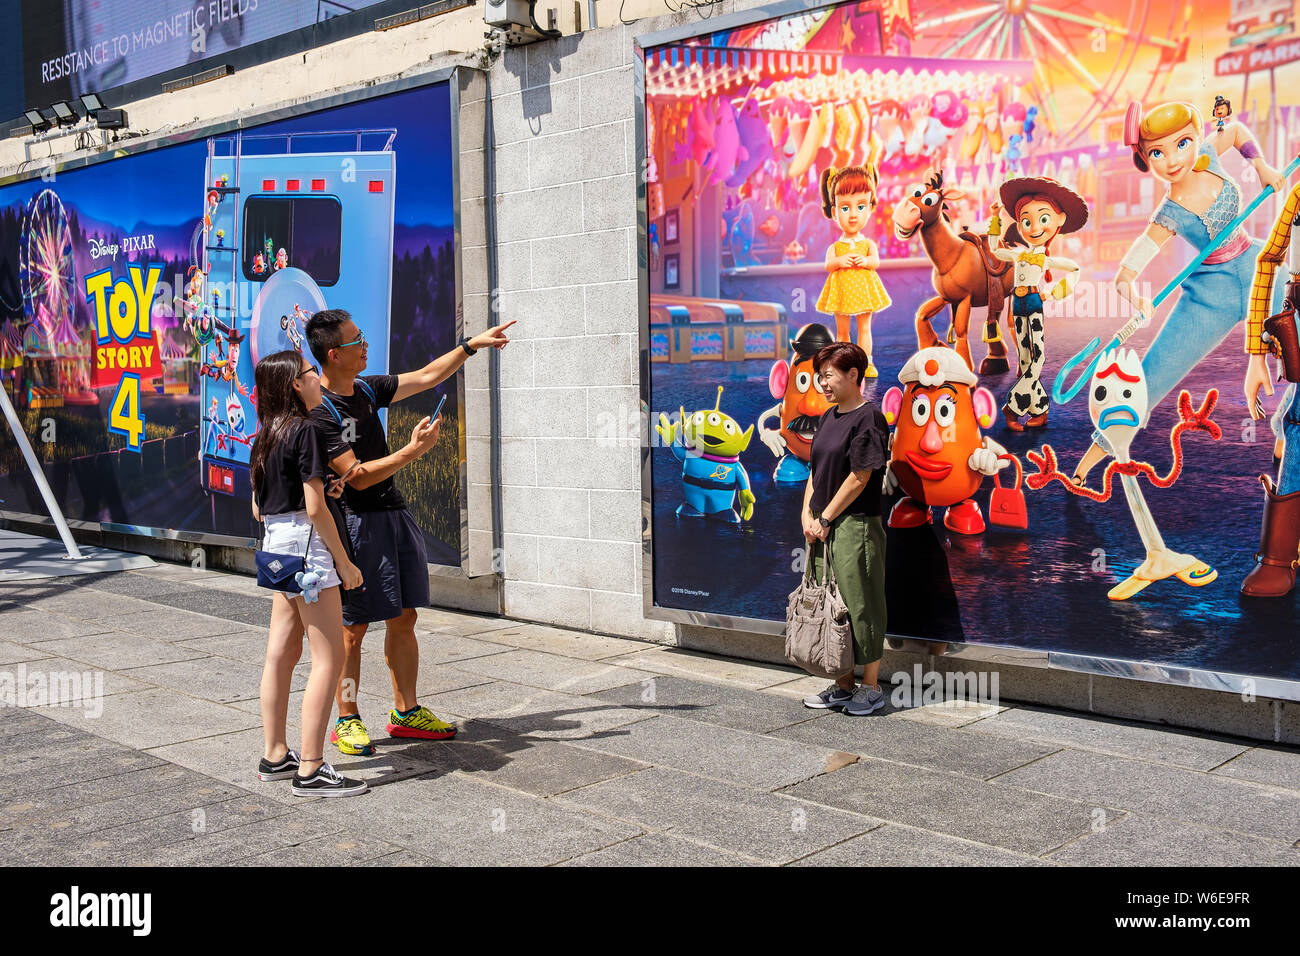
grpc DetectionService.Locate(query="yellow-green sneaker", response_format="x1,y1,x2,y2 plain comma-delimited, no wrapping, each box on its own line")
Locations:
330,715,374,756
386,705,457,740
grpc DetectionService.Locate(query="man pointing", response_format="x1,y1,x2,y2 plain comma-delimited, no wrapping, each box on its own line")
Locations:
305,309,514,755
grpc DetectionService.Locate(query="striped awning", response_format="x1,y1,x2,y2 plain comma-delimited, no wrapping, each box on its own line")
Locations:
51,313,82,349
0,332,19,368
644,46,1034,101
1,320,21,353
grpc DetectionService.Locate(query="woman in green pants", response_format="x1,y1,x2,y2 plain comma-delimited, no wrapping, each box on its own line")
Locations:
799,341,891,716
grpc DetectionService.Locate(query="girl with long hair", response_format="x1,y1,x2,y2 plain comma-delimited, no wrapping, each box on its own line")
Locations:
250,349,367,797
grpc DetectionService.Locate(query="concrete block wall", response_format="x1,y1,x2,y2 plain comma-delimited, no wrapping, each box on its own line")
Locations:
485,18,683,642
456,66,497,583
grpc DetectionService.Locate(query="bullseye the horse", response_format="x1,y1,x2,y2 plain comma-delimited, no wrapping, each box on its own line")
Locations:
892,169,1014,375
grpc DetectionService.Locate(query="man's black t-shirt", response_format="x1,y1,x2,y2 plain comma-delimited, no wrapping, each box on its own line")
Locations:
255,418,331,516
808,400,890,517
309,373,405,512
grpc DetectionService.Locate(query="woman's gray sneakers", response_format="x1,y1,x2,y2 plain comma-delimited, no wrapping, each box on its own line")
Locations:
803,684,855,709
844,685,885,716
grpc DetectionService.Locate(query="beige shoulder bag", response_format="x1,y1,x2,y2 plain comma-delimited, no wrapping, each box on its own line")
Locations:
784,533,853,680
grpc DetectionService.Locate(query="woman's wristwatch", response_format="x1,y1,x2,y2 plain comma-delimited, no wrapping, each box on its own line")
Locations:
459,337,478,357
818,516,831,529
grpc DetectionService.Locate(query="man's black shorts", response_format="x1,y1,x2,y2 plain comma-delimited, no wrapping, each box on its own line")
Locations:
341,507,430,626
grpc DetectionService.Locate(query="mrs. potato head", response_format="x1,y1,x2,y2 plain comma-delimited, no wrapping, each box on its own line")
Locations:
882,347,1010,535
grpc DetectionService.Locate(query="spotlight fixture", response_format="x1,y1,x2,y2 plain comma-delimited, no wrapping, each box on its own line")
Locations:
161,63,233,94
78,93,105,117
376,7,421,29
376,0,473,31
23,108,49,133
94,108,128,130
50,100,78,126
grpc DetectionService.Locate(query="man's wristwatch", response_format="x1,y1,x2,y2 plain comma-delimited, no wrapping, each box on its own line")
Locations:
459,337,478,357
818,516,831,529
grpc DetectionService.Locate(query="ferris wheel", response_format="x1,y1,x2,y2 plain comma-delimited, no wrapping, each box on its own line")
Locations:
913,0,1193,146
18,188,76,339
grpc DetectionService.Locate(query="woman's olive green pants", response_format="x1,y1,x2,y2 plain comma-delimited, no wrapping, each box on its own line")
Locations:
809,512,887,665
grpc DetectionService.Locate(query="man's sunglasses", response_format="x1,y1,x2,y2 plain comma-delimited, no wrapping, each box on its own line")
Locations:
335,331,367,349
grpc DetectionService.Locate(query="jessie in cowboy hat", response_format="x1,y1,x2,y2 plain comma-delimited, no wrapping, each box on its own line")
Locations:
990,176,1088,430
998,176,1089,247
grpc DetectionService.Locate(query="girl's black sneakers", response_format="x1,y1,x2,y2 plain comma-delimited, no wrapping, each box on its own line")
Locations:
291,761,368,797
257,749,301,781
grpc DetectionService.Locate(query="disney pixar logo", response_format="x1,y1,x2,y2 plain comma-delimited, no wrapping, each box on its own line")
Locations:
88,233,156,262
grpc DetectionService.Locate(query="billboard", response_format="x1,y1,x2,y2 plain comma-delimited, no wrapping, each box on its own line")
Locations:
7,0,398,123
638,0,1300,695
0,73,464,566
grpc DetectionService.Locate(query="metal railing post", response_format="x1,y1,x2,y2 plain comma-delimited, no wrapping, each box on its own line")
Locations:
0,385,83,559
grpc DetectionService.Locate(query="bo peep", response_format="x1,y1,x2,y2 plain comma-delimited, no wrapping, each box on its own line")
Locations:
1069,102,1287,523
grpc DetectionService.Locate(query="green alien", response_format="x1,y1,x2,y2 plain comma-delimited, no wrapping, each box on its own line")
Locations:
656,386,756,523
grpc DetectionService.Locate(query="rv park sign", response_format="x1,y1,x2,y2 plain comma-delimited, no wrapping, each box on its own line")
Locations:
1216,36,1300,76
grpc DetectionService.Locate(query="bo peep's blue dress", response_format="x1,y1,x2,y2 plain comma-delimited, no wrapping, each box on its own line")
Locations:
1095,140,1285,451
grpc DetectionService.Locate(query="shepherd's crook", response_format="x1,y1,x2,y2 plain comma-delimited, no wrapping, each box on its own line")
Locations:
1053,153,1300,405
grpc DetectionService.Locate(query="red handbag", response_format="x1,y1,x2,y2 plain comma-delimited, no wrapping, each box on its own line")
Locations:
989,453,1028,529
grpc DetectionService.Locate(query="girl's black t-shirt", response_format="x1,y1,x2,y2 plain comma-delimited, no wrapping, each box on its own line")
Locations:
256,418,331,516
809,400,890,517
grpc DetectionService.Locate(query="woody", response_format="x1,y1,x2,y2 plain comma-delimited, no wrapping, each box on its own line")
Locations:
1242,180,1300,596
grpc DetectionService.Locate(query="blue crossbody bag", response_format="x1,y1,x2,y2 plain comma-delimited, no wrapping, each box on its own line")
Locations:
255,525,315,593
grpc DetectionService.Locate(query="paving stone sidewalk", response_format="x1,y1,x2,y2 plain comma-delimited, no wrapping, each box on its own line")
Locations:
1,563,1298,866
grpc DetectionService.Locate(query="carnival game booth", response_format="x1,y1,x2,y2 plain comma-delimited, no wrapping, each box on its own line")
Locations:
20,322,61,410
48,310,97,406
648,293,788,364
643,45,1039,352
160,339,194,396
0,319,20,401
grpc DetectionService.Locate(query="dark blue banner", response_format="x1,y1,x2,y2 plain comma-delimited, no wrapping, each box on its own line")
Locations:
7,0,407,124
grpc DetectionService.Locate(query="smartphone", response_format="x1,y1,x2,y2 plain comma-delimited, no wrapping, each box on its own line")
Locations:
433,393,447,420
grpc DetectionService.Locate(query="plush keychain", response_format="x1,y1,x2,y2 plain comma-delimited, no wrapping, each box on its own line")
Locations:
296,568,324,604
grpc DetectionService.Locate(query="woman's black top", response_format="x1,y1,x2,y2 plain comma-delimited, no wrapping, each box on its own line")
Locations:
256,418,331,516
808,400,890,517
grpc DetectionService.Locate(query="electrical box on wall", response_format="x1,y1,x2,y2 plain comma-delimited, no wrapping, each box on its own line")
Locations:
482,0,565,43
483,0,533,29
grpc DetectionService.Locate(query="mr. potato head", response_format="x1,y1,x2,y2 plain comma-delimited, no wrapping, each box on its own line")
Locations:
882,347,1011,535
758,323,834,483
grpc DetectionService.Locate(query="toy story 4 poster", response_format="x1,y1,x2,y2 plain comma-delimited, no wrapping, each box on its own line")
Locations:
641,0,1300,688
0,78,464,565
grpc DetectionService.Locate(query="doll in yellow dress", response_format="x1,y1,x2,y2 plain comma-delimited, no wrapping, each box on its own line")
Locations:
816,164,892,376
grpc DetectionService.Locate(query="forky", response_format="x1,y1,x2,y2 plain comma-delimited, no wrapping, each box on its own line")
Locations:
1026,347,1221,600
